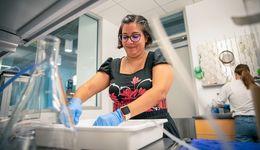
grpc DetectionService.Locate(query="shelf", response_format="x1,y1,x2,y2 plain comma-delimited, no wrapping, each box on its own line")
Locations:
202,83,225,88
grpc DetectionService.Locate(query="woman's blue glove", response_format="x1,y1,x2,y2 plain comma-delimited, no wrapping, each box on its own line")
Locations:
93,109,124,126
59,98,82,127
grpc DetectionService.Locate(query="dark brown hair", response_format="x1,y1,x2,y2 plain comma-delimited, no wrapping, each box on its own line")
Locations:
234,64,256,89
117,14,153,49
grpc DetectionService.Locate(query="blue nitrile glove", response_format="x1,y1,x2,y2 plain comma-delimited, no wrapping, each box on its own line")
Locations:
93,109,124,126
59,98,82,127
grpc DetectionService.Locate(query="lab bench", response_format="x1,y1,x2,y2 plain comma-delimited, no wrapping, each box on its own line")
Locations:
140,138,175,149
193,113,235,140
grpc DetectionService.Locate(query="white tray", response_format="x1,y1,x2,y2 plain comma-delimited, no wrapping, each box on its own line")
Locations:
35,119,167,150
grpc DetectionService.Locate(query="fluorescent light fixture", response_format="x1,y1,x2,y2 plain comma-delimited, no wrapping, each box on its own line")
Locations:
64,39,73,53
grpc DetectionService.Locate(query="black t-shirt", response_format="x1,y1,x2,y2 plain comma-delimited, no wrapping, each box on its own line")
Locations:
98,49,168,112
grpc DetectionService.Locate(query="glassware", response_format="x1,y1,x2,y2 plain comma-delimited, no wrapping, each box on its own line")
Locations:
0,36,76,149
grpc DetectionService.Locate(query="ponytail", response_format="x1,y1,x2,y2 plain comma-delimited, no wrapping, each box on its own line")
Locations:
241,70,255,89
235,64,256,89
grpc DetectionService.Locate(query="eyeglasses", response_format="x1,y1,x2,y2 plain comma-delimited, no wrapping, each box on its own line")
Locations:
119,33,141,43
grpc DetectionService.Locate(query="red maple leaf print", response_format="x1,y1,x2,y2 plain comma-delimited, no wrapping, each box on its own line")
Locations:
121,89,132,99
131,89,138,98
137,88,146,96
110,93,118,101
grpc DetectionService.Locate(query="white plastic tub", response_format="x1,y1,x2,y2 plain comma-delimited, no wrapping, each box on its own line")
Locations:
35,119,167,150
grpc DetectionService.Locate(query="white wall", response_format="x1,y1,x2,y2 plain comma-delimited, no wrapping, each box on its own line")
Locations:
81,18,124,119
167,46,197,118
185,0,250,114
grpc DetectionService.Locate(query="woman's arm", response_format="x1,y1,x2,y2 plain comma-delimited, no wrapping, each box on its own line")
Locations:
127,64,174,117
212,84,229,107
73,71,110,103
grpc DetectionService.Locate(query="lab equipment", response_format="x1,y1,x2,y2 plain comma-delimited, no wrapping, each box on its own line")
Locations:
0,71,30,118
211,104,230,114
66,79,74,99
211,107,219,114
35,119,167,150
0,117,9,135
0,36,76,149
223,104,230,113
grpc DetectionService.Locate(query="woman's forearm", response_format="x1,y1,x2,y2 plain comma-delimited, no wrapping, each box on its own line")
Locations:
127,87,168,117
73,84,96,103
73,72,110,103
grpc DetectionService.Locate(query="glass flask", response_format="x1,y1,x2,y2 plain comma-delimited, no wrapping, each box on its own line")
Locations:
0,36,76,149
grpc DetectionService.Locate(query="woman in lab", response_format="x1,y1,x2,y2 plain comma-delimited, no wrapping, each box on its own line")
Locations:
60,14,180,138
211,64,258,142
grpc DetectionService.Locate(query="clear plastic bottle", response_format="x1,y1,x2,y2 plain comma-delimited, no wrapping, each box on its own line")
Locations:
0,36,76,149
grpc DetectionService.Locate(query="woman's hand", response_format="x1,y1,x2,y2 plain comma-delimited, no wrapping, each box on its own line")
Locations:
59,98,82,127
93,109,124,126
